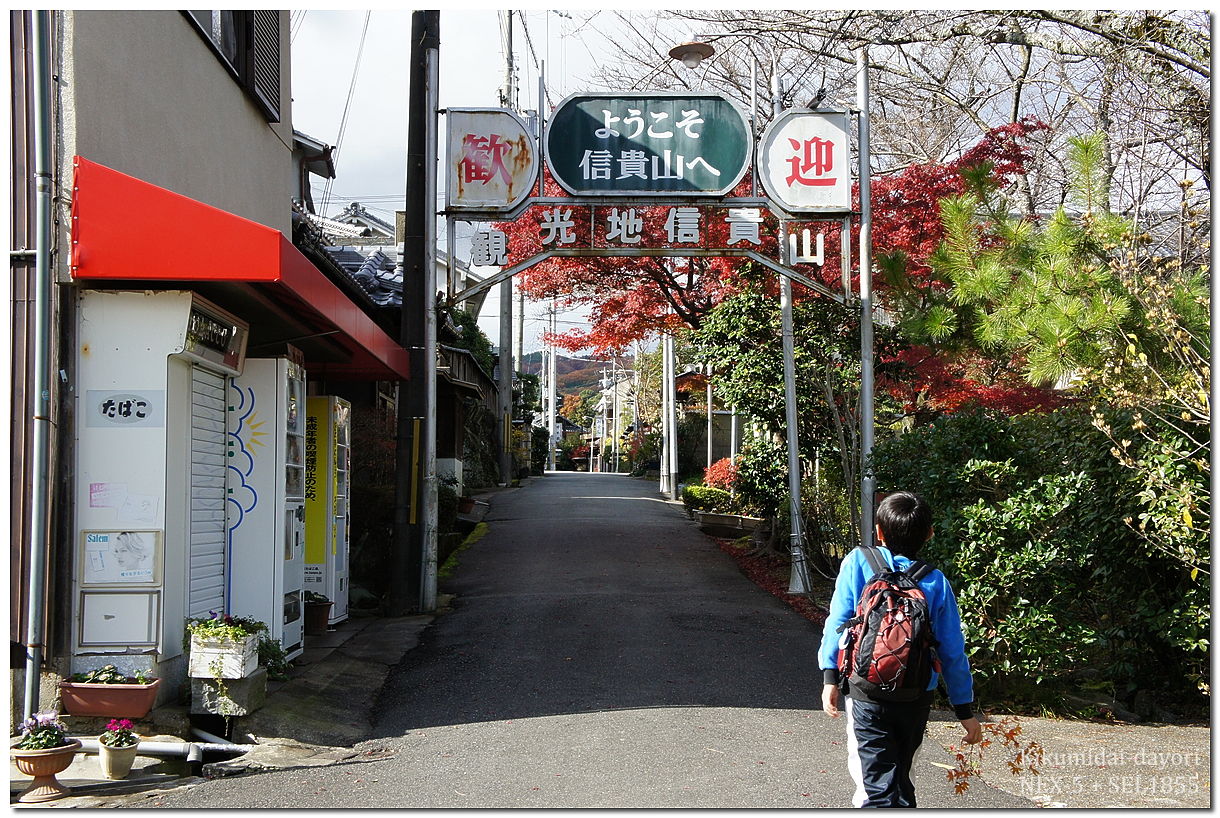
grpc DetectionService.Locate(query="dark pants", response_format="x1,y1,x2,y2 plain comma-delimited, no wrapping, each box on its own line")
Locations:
844,696,932,808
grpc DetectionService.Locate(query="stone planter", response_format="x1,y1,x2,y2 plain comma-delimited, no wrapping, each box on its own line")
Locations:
59,678,161,719
695,511,766,538
304,601,334,635
97,737,139,780
191,666,268,716
10,738,82,803
188,634,259,678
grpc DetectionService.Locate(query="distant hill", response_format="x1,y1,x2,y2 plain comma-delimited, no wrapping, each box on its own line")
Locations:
518,352,634,396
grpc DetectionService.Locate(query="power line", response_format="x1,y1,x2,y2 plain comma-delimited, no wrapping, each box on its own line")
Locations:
321,11,372,216
290,10,308,44
516,12,554,108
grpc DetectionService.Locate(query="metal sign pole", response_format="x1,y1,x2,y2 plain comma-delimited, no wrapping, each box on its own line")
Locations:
857,48,876,548
499,276,513,484
780,223,812,594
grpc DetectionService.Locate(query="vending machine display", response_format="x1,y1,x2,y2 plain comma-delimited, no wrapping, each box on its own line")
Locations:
227,355,307,658
305,396,351,624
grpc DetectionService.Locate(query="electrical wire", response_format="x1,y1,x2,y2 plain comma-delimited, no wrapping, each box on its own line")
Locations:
320,10,372,216
517,12,554,108
290,10,308,44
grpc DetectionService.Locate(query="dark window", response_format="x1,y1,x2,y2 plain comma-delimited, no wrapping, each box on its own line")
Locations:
185,10,281,123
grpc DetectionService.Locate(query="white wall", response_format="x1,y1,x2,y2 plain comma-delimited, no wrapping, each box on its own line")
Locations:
74,290,193,668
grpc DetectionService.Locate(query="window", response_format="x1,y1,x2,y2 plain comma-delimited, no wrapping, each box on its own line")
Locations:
185,10,281,123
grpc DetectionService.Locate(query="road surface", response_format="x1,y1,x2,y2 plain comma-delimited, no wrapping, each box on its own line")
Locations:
139,472,1028,809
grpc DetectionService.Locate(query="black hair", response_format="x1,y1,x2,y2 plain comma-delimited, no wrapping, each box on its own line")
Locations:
875,491,933,557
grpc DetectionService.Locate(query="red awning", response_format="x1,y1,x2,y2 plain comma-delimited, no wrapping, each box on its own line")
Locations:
69,156,409,380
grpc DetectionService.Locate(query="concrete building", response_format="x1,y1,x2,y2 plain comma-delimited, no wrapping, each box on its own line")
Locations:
9,10,415,721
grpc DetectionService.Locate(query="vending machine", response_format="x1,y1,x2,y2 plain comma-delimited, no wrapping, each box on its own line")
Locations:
227,352,307,658
304,395,351,624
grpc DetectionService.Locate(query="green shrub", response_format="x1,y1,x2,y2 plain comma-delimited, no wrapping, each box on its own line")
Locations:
870,407,1205,711
734,439,788,517
682,484,733,514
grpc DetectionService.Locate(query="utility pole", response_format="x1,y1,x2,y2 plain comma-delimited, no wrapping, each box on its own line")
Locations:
546,305,557,470
612,360,621,473
505,10,525,380
391,9,440,616
705,362,714,468
661,333,679,498
514,289,524,377
601,378,608,473
659,335,671,496
495,14,515,487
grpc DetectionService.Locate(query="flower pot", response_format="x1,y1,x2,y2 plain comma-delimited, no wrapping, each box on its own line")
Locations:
304,601,334,636
458,496,476,514
189,633,259,678
11,738,81,803
59,678,161,719
97,738,140,780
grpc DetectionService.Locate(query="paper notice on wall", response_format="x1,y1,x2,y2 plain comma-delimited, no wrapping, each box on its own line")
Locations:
117,494,159,524
89,483,128,508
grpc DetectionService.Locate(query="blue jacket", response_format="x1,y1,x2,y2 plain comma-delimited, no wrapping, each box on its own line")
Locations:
818,545,974,715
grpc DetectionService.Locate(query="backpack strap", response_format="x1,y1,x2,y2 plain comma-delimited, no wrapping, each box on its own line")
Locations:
905,560,933,582
860,545,889,576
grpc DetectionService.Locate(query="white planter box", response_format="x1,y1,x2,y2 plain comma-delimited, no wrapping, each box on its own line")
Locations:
188,634,258,679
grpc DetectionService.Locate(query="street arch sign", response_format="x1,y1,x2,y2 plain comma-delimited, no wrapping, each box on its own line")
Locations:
544,92,751,197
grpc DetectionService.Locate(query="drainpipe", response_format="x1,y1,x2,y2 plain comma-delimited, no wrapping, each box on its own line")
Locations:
23,8,55,721
76,739,251,761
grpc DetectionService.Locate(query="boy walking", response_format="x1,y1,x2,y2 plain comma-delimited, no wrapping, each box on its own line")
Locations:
819,491,981,808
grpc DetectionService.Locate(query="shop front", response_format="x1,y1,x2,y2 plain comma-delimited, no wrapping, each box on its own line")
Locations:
68,157,408,695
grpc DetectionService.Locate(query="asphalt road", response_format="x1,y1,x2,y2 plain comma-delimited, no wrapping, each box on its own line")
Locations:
138,473,1030,809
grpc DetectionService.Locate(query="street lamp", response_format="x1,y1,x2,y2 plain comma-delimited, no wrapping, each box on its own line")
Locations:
667,40,714,70
669,32,783,122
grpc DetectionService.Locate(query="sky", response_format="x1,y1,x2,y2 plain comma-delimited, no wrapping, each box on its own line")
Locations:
290,9,624,356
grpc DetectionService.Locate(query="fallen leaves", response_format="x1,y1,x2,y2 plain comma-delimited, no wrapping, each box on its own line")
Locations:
713,538,829,625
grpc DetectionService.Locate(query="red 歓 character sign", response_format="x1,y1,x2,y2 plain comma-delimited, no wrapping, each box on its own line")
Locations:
459,133,513,185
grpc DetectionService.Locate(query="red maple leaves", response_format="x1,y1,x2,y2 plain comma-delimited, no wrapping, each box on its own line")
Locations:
496,120,1054,417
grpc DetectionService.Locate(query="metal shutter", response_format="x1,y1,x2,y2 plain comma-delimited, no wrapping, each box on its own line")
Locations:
188,366,228,618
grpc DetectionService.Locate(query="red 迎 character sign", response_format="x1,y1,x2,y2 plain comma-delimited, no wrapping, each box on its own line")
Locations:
786,137,837,187
759,111,851,213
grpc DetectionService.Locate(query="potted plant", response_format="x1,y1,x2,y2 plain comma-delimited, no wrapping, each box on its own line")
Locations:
10,711,81,803
59,664,161,719
186,612,266,678
96,718,140,780
303,591,333,636
457,495,477,514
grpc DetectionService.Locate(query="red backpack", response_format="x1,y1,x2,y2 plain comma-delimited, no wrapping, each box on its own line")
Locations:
836,546,941,702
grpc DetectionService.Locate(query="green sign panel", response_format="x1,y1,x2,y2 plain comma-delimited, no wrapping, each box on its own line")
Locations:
544,93,752,196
